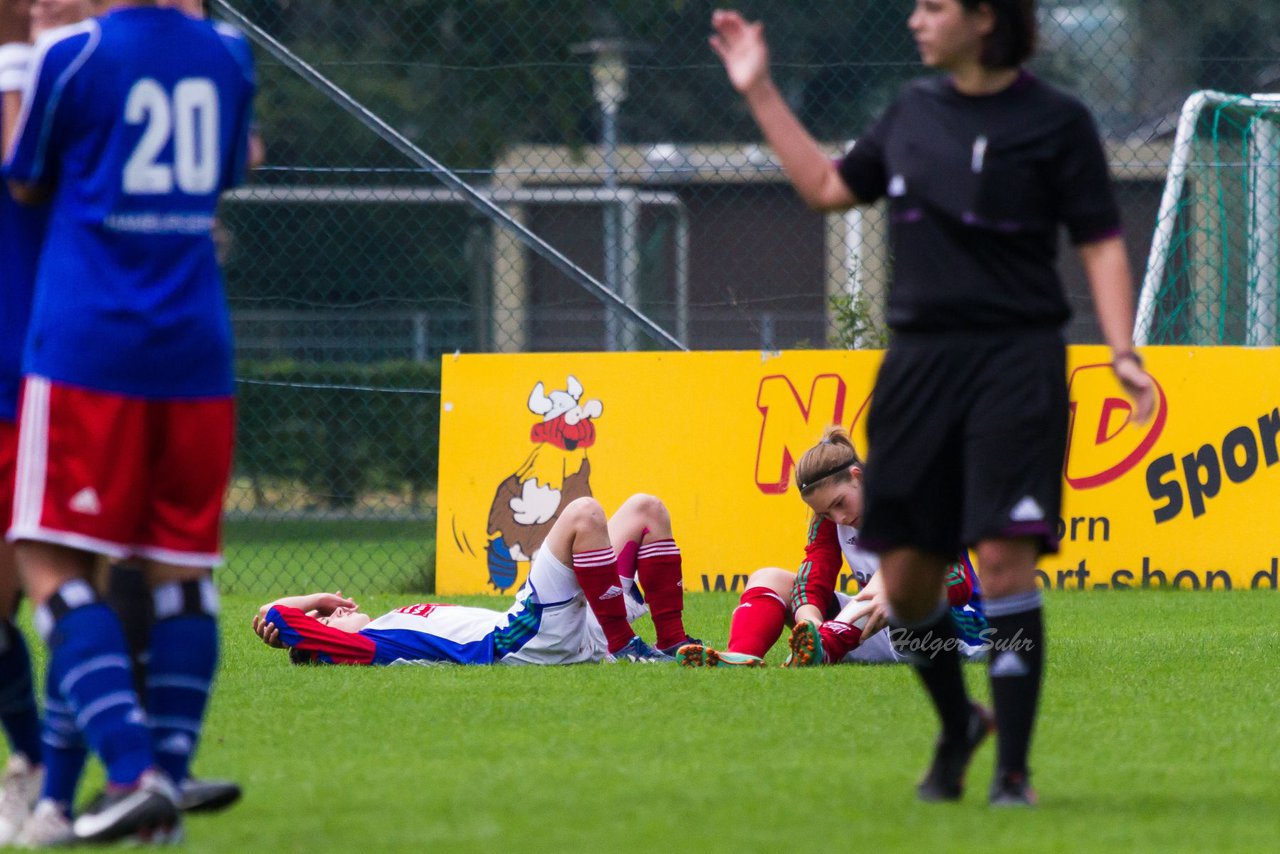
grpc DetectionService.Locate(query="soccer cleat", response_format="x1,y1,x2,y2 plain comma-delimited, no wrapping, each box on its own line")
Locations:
916,703,995,802
989,770,1038,807
675,643,710,667
708,650,766,668
178,776,242,814
607,636,673,663
659,636,704,658
781,621,825,667
72,769,179,844
0,754,42,845
13,799,74,848
677,644,766,668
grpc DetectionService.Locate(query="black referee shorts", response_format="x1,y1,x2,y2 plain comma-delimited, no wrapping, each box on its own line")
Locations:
859,328,1068,558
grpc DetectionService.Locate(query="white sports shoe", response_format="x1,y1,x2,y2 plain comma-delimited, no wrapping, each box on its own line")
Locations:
13,799,73,848
0,754,42,845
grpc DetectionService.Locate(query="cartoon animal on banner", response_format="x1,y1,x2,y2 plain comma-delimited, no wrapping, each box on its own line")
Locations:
485,376,603,590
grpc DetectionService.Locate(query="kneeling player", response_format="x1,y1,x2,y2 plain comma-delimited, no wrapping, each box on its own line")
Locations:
254,494,700,665
678,427,987,667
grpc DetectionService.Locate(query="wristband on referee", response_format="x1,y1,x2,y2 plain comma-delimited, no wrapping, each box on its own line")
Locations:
1111,350,1144,369
0,42,32,93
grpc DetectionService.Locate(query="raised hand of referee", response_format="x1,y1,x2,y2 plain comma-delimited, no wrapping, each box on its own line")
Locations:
708,9,769,96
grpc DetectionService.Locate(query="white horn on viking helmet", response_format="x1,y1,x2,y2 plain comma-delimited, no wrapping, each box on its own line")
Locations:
528,382,553,416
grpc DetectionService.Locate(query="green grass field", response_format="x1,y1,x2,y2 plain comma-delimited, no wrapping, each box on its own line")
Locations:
220,518,436,594
15,589,1258,852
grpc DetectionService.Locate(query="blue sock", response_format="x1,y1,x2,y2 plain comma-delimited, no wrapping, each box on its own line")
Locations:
39,682,87,811
146,578,220,784
0,620,42,764
41,589,152,787
147,615,217,783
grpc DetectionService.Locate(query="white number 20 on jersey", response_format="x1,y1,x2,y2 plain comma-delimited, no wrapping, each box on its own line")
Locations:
123,77,220,195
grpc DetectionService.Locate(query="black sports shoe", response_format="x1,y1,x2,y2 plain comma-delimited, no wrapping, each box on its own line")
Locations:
916,703,995,802
989,770,1038,807
179,777,243,813
72,769,179,843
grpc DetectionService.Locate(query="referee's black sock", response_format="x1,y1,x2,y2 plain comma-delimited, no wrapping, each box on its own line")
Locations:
890,602,972,742
984,590,1045,777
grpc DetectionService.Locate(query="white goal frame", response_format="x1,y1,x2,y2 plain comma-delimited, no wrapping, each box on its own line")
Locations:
1135,90,1280,346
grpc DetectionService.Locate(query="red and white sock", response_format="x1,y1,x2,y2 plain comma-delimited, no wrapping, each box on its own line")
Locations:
726,586,788,658
818,620,864,663
572,547,634,654
636,539,685,650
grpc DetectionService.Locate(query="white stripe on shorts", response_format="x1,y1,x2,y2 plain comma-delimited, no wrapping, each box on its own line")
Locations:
11,376,49,536
9,525,130,560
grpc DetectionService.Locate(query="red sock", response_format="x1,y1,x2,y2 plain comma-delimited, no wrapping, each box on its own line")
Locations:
572,547,634,654
727,586,788,657
819,620,864,663
636,540,685,649
616,539,641,582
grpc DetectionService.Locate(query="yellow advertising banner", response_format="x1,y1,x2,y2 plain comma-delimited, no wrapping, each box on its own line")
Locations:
436,347,1280,594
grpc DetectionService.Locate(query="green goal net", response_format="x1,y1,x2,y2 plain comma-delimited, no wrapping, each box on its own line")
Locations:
1137,92,1280,346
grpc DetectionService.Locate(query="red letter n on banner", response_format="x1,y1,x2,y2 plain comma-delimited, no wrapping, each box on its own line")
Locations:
755,374,846,494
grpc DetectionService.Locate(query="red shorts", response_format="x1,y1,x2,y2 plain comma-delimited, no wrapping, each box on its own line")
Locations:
0,419,16,530
9,377,234,567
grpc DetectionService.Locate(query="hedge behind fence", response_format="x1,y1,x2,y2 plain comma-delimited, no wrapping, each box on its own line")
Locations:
234,360,441,515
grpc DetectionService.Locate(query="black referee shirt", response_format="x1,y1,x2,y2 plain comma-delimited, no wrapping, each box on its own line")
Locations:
837,72,1121,333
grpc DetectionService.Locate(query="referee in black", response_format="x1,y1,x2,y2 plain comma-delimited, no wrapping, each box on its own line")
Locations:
711,0,1155,806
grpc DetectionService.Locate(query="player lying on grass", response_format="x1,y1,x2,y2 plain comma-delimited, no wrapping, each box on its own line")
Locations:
253,494,700,665
678,426,987,667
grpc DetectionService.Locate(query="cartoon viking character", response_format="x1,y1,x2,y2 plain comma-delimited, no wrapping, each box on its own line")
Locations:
484,376,603,590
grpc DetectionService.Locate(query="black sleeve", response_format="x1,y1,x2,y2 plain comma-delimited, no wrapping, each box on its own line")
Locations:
836,104,894,203
1051,105,1122,244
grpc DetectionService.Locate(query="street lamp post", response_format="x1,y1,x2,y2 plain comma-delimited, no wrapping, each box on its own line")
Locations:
574,38,639,350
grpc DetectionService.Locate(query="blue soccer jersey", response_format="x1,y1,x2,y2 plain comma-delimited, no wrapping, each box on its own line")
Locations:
0,189,46,420
3,8,255,399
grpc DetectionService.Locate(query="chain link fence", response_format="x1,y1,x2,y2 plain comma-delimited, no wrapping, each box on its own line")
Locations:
211,0,1280,594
